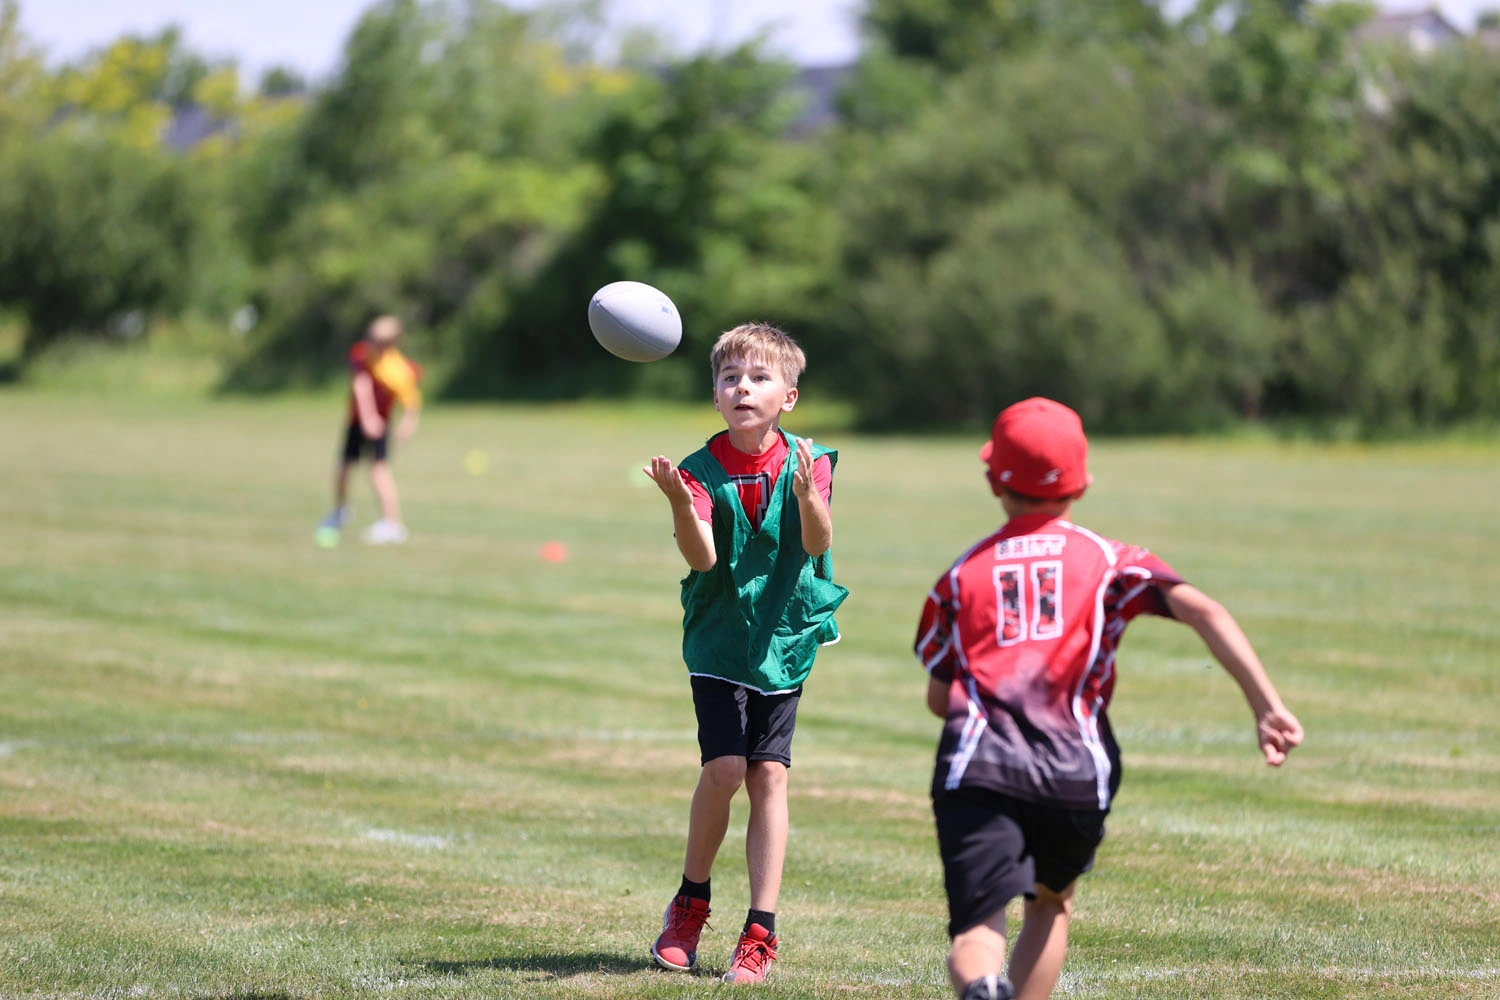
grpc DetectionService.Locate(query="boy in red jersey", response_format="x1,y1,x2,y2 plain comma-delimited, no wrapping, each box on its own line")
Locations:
642,323,847,984
915,397,1303,1000
316,315,422,547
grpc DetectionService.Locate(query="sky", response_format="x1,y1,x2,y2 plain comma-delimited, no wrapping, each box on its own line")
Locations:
16,0,865,80
16,1,1500,82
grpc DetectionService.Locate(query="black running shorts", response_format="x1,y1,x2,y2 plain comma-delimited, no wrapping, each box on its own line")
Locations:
690,675,802,767
933,786,1107,937
342,420,389,462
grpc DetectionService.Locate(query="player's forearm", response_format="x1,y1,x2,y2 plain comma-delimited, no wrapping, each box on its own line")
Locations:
1177,592,1285,715
1168,583,1302,765
798,493,832,557
672,506,716,572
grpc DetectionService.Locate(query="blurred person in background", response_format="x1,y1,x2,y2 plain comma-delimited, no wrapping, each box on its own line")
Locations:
316,315,422,546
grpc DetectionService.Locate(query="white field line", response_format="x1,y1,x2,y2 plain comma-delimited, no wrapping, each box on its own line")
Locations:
361,828,452,850
1075,964,1500,983
0,739,39,757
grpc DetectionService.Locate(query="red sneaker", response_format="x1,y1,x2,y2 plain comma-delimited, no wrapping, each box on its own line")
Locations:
722,922,778,983
651,895,711,971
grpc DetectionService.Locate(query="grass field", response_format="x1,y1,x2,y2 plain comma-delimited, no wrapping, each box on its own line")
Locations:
0,390,1496,999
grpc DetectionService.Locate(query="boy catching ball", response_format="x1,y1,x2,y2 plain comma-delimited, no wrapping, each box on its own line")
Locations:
643,324,848,984
916,397,1303,1000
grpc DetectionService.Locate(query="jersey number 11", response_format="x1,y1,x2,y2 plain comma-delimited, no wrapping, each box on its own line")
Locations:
994,562,1062,646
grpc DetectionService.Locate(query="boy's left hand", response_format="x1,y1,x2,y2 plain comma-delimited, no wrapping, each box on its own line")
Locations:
1257,705,1304,766
792,437,815,499
394,412,419,444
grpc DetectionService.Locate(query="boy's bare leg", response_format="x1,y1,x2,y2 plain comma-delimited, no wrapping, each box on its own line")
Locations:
684,755,745,882
744,760,788,911
333,460,354,511
368,460,402,524
1008,883,1074,1000
949,909,1008,996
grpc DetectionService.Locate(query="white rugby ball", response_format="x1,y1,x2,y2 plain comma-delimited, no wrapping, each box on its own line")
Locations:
588,281,682,362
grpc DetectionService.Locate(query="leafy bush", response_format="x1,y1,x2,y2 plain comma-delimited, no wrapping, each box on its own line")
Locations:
0,134,207,354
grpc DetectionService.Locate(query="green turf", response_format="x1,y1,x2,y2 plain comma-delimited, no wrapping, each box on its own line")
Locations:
0,391,1496,999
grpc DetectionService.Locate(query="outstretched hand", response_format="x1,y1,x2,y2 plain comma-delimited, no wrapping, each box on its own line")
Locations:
394,412,418,444
792,437,815,499
644,455,694,508
1257,705,1304,766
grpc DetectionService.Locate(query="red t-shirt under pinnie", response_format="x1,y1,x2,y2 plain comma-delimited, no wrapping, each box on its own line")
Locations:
680,433,833,530
915,513,1182,811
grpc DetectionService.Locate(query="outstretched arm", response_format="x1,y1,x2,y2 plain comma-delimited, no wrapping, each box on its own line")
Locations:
792,437,832,557
394,407,420,443
1164,582,1304,766
644,455,716,573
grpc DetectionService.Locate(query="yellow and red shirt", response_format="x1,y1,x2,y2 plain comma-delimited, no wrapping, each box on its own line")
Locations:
348,341,422,420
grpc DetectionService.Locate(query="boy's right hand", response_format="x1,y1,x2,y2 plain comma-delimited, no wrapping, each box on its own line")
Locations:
361,415,387,439
1256,705,1303,767
644,455,694,508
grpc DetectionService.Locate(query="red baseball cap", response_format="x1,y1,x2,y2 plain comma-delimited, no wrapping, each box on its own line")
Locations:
980,397,1092,499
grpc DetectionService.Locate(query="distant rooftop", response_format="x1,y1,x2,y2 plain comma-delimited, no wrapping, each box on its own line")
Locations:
787,64,851,136
1353,6,1465,53
161,105,235,152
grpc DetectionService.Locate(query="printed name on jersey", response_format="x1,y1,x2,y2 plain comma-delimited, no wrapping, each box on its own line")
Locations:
993,534,1067,558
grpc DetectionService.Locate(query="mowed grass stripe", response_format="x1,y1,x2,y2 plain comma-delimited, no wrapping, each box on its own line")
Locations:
0,392,1496,998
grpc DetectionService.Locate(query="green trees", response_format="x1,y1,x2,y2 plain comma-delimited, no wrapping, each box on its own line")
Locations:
829,14,1279,430
0,135,207,355
828,0,1500,431
224,0,619,389
0,9,226,355
444,44,834,398
1293,40,1500,427
1,0,1498,432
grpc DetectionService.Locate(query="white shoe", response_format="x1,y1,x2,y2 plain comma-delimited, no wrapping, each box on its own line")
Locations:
362,520,409,545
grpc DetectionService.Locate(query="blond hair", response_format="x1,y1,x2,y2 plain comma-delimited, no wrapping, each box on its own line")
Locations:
709,323,807,386
367,315,404,344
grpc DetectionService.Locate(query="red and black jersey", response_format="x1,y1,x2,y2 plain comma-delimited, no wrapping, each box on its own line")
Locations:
680,432,833,531
915,513,1181,810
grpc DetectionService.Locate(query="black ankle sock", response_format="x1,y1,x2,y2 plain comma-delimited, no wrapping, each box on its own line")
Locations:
678,876,710,903
745,909,775,934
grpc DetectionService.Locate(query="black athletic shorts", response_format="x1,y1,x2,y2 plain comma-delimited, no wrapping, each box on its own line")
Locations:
690,675,802,767
342,420,389,462
933,786,1107,937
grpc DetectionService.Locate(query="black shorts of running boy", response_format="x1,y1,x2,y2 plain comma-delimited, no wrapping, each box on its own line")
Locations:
933,786,1108,938
342,420,388,462
690,675,803,767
